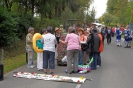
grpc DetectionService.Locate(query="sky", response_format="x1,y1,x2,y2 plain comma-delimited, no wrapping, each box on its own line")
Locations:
90,0,108,19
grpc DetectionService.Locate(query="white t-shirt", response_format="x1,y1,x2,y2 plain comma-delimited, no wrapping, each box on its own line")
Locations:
42,33,57,52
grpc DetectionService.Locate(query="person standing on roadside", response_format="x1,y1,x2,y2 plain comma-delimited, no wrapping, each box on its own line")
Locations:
86,27,100,70
60,27,80,74
124,26,131,48
111,27,115,37
37,28,47,71
106,26,112,44
78,28,86,65
83,28,90,64
101,27,106,45
42,26,57,74
116,27,122,47
26,27,35,68
55,27,61,59
97,29,103,67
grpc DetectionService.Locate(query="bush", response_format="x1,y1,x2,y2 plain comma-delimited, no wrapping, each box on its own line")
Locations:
16,13,35,39
0,8,19,47
34,18,60,33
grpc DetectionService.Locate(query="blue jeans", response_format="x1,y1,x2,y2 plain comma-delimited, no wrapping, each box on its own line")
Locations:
26,48,34,67
78,50,84,65
97,52,101,66
91,52,98,70
43,50,55,69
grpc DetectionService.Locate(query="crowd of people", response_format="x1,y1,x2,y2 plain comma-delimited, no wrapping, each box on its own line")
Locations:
25,23,132,75
97,26,132,48
115,26,132,48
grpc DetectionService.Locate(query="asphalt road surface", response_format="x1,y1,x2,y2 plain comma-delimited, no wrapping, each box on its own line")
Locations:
0,37,133,88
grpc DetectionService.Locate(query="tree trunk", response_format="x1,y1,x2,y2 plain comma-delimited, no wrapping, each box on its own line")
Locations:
31,0,35,17
4,0,9,8
4,0,12,12
55,2,58,18
17,3,21,15
48,10,52,19
24,0,28,15
58,5,61,18
62,0,65,11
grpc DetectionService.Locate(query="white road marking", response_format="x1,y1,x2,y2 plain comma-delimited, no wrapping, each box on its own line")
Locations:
75,84,81,88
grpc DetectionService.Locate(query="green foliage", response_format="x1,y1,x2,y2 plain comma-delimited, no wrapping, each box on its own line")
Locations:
60,5,95,25
0,8,19,47
85,7,96,24
0,0,95,48
41,18,60,29
101,0,133,26
99,13,118,26
16,13,35,39
61,6,75,20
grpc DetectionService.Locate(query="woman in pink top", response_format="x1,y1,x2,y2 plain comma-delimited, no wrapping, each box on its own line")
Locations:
60,27,80,74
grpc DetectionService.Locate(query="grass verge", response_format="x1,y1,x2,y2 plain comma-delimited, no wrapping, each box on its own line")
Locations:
4,53,26,74
4,53,36,74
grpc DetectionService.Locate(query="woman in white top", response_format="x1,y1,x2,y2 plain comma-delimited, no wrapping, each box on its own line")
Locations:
37,29,47,71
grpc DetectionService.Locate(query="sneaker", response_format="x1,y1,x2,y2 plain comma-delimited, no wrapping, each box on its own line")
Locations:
27,65,34,69
97,65,100,68
31,65,35,68
119,45,122,47
65,70,75,74
128,46,131,48
37,69,43,71
65,70,68,73
124,46,128,48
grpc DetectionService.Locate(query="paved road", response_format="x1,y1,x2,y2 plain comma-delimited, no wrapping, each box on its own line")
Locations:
0,37,133,88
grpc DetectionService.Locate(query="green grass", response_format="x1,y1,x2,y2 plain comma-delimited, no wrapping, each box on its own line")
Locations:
4,53,37,74
4,53,26,74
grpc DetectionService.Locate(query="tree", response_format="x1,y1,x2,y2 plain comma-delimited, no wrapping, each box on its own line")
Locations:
0,0,95,47
0,8,19,47
103,0,133,26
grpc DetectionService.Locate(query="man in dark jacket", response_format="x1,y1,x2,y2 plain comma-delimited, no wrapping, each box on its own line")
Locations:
87,27,100,70
106,26,112,44
101,27,106,45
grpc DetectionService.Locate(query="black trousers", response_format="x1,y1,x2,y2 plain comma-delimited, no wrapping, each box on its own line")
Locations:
26,52,28,63
107,35,111,44
102,36,105,45
112,33,114,37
